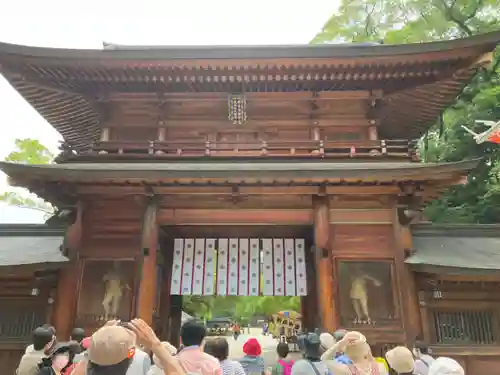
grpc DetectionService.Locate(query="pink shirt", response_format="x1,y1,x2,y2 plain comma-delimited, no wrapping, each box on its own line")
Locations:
177,346,221,375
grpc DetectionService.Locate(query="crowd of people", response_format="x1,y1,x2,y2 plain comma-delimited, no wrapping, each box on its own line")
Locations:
15,320,464,375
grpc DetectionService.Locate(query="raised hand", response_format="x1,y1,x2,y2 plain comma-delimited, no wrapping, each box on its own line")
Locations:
128,318,161,349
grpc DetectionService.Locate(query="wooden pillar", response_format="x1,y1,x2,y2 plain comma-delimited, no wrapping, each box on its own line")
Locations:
136,199,159,325
392,207,422,344
53,203,84,339
53,262,81,340
313,195,336,332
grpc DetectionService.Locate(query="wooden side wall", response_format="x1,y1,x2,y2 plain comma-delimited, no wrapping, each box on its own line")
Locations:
415,276,500,374
0,275,56,374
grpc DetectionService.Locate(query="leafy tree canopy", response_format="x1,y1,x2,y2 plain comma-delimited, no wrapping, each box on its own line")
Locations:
313,0,500,224
1,138,54,213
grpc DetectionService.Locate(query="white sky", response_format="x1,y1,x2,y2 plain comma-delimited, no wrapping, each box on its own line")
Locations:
0,0,340,190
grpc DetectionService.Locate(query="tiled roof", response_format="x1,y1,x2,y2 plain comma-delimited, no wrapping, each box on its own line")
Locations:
0,225,67,268
407,224,500,275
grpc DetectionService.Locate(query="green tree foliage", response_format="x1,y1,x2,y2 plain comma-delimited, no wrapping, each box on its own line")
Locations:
313,0,500,223
5,138,54,165
183,295,300,322
1,138,54,213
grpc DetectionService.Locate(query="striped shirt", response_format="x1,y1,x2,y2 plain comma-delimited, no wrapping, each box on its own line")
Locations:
220,359,246,375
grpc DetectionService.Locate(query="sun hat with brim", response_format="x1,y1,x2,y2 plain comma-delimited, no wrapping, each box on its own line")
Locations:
87,325,136,366
385,346,415,374
428,357,464,375
319,333,336,350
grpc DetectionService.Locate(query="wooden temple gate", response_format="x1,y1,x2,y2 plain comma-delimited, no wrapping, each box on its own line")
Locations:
1,32,500,375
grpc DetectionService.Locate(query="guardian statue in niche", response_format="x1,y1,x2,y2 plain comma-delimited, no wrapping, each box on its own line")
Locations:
102,261,130,320
349,264,382,324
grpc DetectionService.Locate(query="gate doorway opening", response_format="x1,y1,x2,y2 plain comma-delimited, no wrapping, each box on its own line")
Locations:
157,226,316,344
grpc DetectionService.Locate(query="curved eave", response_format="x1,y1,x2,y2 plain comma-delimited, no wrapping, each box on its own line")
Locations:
0,160,479,185
0,31,499,61
0,33,498,148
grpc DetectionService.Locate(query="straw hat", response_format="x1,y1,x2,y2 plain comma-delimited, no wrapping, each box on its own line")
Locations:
386,346,415,373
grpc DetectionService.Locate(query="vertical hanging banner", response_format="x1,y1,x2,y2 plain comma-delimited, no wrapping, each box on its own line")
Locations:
172,237,307,296
249,238,260,296
203,239,216,295
295,239,307,296
262,238,274,296
273,238,285,296
181,239,195,295
284,239,297,296
228,238,239,296
192,238,205,295
170,238,184,295
217,239,229,296
238,239,250,296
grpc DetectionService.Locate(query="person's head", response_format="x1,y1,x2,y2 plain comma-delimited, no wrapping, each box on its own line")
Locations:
210,338,230,361
276,342,290,359
42,324,56,338
333,329,348,342
413,340,430,356
32,327,55,352
86,325,136,375
203,339,217,356
243,338,262,357
341,332,369,363
50,344,74,372
71,328,86,343
180,321,207,347
301,333,321,360
153,342,177,369
319,333,335,353
385,346,415,374
428,357,464,375
68,340,84,355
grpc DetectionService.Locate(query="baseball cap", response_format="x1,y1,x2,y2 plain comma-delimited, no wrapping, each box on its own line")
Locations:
87,325,136,366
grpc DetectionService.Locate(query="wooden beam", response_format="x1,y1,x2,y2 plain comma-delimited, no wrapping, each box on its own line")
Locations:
313,196,337,332
111,118,374,128
101,90,375,102
136,198,159,325
329,209,392,224
158,209,312,225
77,185,401,197
326,186,400,195
77,186,147,195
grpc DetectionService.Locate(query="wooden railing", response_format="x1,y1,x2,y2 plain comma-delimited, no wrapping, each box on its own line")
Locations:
57,139,419,161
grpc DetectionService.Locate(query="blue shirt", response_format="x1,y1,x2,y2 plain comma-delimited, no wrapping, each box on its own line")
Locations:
334,354,352,365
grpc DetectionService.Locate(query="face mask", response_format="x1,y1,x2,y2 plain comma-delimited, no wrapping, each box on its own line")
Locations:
52,353,70,370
